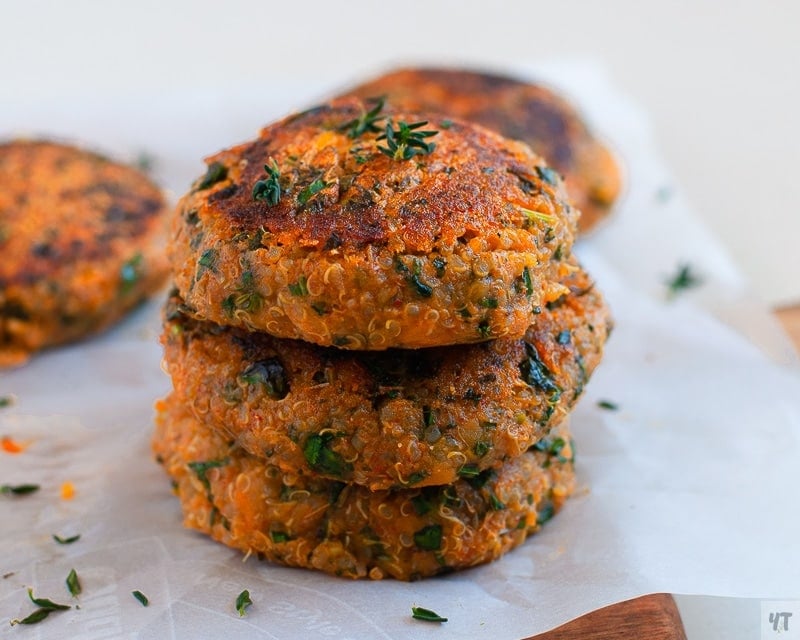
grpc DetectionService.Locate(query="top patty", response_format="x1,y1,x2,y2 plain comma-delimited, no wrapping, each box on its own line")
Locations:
0,140,169,367
340,67,622,234
170,97,579,349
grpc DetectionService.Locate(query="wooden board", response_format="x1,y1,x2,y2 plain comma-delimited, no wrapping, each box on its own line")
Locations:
523,304,800,639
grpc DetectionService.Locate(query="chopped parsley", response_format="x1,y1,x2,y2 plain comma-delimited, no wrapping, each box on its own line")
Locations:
413,524,443,551
240,358,289,399
411,606,448,623
52,534,81,545
597,399,619,411
287,275,309,297
297,179,328,205
536,165,560,186
132,590,149,607
303,434,351,477
235,589,252,617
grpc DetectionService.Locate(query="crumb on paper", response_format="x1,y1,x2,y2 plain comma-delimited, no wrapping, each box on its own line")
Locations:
60,482,76,500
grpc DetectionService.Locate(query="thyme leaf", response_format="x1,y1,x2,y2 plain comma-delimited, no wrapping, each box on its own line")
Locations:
66,569,81,597
666,263,702,297
132,590,149,607
1,483,40,496
411,606,448,623
53,534,81,545
235,589,252,617
340,97,386,138
252,159,282,206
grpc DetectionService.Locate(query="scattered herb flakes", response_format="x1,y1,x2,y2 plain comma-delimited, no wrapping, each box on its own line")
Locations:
66,569,81,597
287,275,309,297
597,399,619,411
252,159,282,206
410,274,433,298
477,320,492,338
474,441,491,457
11,588,72,625
53,534,81,545
377,120,438,161
555,329,571,345
197,248,218,276
2,435,25,454
303,433,351,477
235,589,252,617
1,483,40,496
239,358,289,399
187,459,229,496
411,606,448,623
439,119,453,130
537,502,555,525
535,165,560,186
457,463,480,479
0,395,15,408
413,524,443,551
522,266,533,296
132,590,149,607
270,531,290,543
340,96,386,138
666,263,702,297
519,343,561,396
297,178,328,205
120,253,143,294
198,161,228,190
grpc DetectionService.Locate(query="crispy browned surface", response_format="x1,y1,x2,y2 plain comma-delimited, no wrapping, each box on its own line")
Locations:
0,140,169,366
162,262,609,489
341,68,622,234
153,394,575,580
170,97,579,349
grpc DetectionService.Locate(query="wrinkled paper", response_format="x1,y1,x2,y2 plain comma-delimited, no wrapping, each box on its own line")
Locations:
2,62,799,639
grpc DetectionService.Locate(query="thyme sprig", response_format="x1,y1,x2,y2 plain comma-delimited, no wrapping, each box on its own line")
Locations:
666,263,702,297
252,159,282,206
340,97,386,138
377,120,438,161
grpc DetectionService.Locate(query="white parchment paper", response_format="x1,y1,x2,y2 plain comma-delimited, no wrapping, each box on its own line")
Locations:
2,62,800,639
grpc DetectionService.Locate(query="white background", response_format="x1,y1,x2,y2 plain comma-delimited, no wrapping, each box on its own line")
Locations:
2,0,799,305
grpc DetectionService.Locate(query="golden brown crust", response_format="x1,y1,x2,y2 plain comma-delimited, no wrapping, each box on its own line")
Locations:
340,68,622,234
161,262,610,490
0,140,169,366
169,97,579,349
153,394,575,580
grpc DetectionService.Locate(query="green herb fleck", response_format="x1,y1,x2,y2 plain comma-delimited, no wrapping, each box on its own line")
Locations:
411,493,433,516
537,502,555,525
252,159,282,206
240,358,289,399
187,458,229,502
310,302,328,316
411,606,448,623
555,330,571,345
410,274,433,298
536,166,559,185
198,162,228,190
474,441,491,457
270,531,290,543
477,320,492,338
0,395,13,408
439,119,453,130
197,248,218,277
303,434,351,477
66,569,81,597
432,256,446,277
457,463,481,479
666,263,702,297
231,271,263,312
479,297,499,309
377,120,438,161
297,179,328,205
522,267,533,296
413,524,443,551
404,471,428,486
519,343,561,397
53,534,81,545
340,97,386,138
235,589,252,617
597,399,619,411
287,275,309,297
1,483,40,496
11,588,72,625
120,253,143,293
517,204,556,225
553,244,563,260
488,491,505,511
132,590,149,607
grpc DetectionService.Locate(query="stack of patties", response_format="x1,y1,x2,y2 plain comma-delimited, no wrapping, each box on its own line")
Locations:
154,96,612,580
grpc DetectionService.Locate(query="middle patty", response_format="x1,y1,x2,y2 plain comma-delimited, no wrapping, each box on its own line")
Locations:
162,261,610,490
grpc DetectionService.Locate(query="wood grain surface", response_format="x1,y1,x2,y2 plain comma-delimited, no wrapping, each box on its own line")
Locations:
524,305,800,639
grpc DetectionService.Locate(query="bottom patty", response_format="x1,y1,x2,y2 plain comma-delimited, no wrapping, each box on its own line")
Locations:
153,393,576,581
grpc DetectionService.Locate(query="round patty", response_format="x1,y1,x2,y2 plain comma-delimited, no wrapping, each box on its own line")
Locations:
162,261,609,490
153,394,576,581
340,67,622,234
0,140,169,367
169,97,578,350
